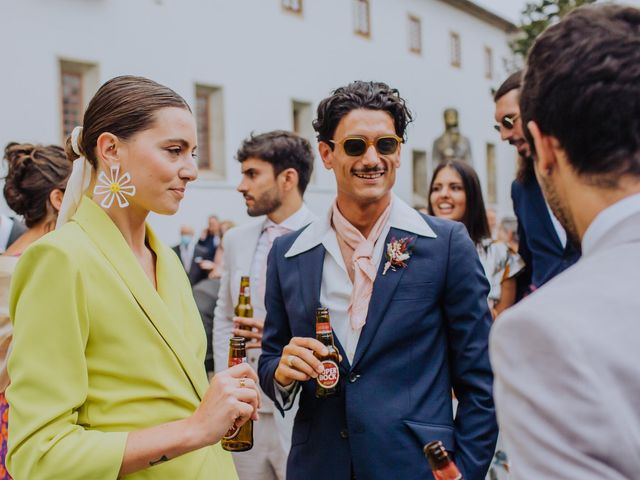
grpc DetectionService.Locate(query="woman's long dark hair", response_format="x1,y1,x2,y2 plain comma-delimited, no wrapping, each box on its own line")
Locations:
428,160,491,246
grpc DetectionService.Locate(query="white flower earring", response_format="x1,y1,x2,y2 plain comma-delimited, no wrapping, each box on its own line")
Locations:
93,164,136,208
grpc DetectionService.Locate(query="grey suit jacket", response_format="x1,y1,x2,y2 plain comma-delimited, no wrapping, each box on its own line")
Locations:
490,208,640,479
6,218,26,250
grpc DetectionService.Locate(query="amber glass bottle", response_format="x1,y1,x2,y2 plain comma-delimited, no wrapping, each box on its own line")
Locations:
221,337,253,452
234,276,253,331
424,441,463,480
314,307,340,398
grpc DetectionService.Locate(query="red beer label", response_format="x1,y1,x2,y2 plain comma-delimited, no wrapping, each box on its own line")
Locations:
241,286,250,297
317,360,339,389
228,357,246,367
433,464,463,480
229,357,247,367
316,322,331,334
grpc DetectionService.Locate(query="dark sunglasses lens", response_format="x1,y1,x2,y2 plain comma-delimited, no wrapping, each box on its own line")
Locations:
502,116,515,129
343,138,367,156
376,137,399,154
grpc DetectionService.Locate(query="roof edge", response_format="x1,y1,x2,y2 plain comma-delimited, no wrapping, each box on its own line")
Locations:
438,0,518,32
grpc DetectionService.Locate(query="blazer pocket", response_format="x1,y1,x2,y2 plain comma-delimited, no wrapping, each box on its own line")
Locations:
392,281,433,301
403,420,456,453
291,419,311,446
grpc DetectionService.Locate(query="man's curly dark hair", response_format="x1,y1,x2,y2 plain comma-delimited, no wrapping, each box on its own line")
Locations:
313,81,413,146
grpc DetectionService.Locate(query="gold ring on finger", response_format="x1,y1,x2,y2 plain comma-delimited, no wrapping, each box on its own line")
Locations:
287,354,296,368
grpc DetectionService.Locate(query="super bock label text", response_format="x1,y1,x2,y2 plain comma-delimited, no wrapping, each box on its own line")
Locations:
317,360,339,389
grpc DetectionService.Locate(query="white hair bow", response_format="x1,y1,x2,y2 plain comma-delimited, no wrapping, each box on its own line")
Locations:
55,126,94,229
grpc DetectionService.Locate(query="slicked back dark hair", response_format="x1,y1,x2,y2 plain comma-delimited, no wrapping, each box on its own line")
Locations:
65,75,190,167
428,160,491,246
521,5,640,187
236,130,314,195
494,70,535,185
494,70,523,102
313,81,413,145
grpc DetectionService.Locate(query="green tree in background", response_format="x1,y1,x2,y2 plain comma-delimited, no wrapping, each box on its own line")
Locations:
510,0,597,59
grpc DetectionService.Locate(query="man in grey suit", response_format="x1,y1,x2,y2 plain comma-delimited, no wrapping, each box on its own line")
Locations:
0,214,25,253
490,5,640,479
213,130,315,480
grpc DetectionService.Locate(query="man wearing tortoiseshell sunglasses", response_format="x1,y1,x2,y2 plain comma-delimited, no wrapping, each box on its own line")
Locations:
259,81,497,480
493,71,580,300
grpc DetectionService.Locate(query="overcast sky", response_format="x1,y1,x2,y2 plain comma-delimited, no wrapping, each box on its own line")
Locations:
474,0,640,24
473,0,527,23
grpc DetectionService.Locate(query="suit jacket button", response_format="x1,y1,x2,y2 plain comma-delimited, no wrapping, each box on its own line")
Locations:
349,372,359,383
340,429,349,439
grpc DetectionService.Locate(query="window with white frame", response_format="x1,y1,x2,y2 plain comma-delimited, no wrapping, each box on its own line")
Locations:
486,143,497,204
450,31,461,68
353,0,370,37
292,99,316,183
412,150,429,204
484,46,493,79
282,0,302,14
59,60,98,142
195,85,226,177
408,15,422,54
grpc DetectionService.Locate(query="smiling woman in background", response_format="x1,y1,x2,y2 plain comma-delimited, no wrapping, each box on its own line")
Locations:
428,160,524,318
6,76,259,479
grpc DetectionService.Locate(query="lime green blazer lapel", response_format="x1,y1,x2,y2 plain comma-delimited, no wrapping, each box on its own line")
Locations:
72,197,208,399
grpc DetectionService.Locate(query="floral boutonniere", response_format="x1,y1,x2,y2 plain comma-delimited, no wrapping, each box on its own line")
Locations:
382,236,416,275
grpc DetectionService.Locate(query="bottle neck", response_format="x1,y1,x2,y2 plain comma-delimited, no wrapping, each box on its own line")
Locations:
228,350,246,367
238,284,251,303
316,320,331,334
316,332,335,347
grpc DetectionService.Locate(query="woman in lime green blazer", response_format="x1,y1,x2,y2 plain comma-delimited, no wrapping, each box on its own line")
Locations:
6,76,260,479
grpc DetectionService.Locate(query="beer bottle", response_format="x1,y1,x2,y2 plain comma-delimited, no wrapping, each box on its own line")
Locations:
221,337,253,452
314,307,340,398
234,276,253,331
424,441,463,480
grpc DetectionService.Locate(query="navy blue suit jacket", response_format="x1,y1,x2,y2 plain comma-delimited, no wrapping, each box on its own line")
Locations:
258,215,497,480
511,179,580,297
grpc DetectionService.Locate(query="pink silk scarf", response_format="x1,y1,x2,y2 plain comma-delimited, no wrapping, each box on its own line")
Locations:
332,201,391,331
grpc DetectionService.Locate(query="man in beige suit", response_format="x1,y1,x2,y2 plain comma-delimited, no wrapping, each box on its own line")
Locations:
213,130,315,479
490,5,640,479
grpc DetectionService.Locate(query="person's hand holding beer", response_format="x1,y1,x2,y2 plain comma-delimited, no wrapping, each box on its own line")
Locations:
189,362,261,445
233,316,264,349
274,337,330,387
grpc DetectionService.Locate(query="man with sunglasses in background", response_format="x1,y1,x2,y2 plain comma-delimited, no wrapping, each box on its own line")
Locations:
259,81,497,479
494,71,580,299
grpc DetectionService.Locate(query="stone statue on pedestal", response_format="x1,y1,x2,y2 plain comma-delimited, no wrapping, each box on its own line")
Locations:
432,108,472,165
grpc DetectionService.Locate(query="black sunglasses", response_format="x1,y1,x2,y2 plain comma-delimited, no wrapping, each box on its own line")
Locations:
329,135,402,157
494,114,520,132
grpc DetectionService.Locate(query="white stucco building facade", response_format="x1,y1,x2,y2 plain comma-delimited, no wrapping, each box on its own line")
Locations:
0,0,518,243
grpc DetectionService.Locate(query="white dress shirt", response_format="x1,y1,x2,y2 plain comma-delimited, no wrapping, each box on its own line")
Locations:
545,201,567,249
276,195,436,403
178,240,196,270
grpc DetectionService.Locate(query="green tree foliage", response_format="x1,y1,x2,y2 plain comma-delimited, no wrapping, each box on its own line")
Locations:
510,0,597,59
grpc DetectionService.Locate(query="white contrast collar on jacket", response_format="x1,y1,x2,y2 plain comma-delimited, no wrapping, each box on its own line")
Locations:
285,194,436,258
